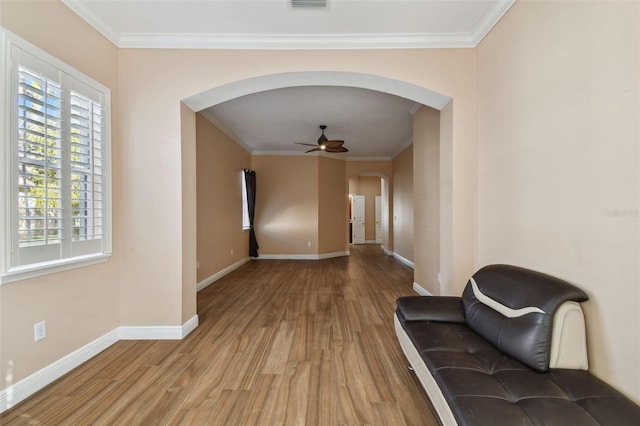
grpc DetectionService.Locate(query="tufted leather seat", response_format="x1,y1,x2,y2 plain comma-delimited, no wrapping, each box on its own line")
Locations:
395,265,640,425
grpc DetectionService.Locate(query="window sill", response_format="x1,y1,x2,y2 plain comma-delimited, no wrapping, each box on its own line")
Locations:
0,253,111,285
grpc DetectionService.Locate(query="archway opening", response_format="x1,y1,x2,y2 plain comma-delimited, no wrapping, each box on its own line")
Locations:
183,71,453,295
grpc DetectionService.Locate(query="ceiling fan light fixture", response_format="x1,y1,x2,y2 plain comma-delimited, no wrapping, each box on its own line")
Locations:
294,124,348,153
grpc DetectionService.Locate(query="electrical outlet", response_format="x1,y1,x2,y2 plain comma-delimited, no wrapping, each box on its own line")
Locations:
230,248,234,256
34,321,47,342
307,241,312,248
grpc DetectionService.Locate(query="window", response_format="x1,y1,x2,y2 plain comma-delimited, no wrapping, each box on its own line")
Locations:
1,29,111,283
241,171,250,231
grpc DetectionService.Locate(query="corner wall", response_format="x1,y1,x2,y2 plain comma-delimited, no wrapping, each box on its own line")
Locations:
318,157,348,254
0,0,121,388
392,144,414,262
251,156,320,255
195,114,251,283
476,0,640,401
413,107,440,293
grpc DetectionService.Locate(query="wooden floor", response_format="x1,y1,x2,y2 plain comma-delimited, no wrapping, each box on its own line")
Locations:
1,245,438,425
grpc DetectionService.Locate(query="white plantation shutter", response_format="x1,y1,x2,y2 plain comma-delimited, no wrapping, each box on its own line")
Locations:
2,30,111,279
67,80,105,257
17,65,64,249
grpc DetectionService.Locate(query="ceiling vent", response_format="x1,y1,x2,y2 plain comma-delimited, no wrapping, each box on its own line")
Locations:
290,0,327,9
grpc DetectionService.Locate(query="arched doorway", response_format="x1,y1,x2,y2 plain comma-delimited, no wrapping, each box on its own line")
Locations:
182,70,454,295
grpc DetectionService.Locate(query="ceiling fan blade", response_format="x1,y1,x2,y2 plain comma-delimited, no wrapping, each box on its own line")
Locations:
326,146,349,153
324,140,344,148
298,126,347,153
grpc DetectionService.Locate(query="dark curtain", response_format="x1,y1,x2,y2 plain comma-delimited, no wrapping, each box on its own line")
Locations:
244,169,259,257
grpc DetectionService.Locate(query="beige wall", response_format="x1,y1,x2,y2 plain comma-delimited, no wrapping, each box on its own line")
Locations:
195,115,251,282
392,144,414,262
413,107,440,294
4,0,638,406
0,1,122,386
318,157,348,254
1,0,481,400
252,155,348,256
476,0,639,401
349,176,381,242
251,156,319,255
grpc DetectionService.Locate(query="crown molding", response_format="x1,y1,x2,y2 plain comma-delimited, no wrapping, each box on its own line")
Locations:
199,110,253,154
391,136,413,159
61,0,516,50
61,0,120,46
249,151,390,161
117,32,477,50
346,156,392,162
471,0,517,45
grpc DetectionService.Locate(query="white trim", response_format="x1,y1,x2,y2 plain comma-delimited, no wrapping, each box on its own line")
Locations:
0,328,120,413
364,240,378,244
61,0,515,50
0,315,199,413
0,253,111,285
119,315,199,340
381,246,393,256
391,136,413,159
183,71,451,113
0,29,10,278
413,282,432,296
392,253,414,269
60,0,121,46
344,156,392,162
116,32,482,50
470,0,517,45
248,151,389,161
251,150,329,157
258,251,349,260
181,315,199,339
470,277,545,317
319,251,350,259
199,109,252,154
196,257,250,292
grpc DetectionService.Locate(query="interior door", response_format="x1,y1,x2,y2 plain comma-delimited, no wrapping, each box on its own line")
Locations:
375,195,382,244
352,195,365,244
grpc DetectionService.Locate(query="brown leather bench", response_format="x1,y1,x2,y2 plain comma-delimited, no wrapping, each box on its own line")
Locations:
395,264,640,425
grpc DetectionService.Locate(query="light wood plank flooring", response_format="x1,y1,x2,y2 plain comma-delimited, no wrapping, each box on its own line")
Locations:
1,245,438,425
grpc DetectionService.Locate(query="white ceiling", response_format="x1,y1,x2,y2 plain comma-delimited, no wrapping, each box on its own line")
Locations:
201,86,419,157
62,0,515,158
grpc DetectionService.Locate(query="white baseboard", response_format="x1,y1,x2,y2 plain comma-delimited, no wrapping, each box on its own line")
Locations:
381,246,393,256
364,240,378,244
197,257,250,292
413,282,433,296
0,315,199,413
318,251,350,259
119,314,199,340
0,328,120,413
393,253,414,269
258,251,349,260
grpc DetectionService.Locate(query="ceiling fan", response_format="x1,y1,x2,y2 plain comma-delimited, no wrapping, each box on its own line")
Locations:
295,125,349,153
